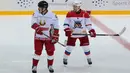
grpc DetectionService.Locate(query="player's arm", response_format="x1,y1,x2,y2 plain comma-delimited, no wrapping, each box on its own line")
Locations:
31,11,45,35
63,12,72,37
84,13,96,37
31,12,39,30
51,14,59,44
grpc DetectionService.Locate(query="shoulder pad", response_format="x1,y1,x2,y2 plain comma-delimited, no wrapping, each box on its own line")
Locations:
33,10,42,17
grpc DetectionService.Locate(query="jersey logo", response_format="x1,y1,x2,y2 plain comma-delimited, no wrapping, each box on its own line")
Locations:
39,20,46,26
73,20,83,29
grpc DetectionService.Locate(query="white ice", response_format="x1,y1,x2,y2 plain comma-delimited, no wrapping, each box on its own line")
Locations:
0,15,130,73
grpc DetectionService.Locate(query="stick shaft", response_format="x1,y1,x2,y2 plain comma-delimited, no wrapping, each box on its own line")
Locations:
72,33,119,36
42,33,66,47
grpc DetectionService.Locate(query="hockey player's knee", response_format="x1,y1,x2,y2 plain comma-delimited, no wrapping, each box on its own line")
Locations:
82,46,90,55
46,51,54,60
65,46,73,55
35,50,42,55
47,55,54,60
47,51,54,56
33,54,40,60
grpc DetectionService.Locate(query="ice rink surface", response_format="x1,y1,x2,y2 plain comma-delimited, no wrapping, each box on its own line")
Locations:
0,15,130,73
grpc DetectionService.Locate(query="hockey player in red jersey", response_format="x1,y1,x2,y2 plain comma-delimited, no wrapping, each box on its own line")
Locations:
63,0,96,66
31,1,59,73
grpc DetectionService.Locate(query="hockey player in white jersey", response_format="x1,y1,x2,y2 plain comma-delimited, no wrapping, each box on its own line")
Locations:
63,0,96,66
31,1,59,73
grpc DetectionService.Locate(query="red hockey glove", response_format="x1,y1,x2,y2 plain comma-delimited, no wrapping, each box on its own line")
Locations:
89,29,96,37
32,23,49,35
31,23,42,35
36,27,44,35
51,29,59,44
31,23,40,30
64,28,72,37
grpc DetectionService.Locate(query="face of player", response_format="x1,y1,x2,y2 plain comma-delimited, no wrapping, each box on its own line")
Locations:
73,5,80,12
38,7,47,15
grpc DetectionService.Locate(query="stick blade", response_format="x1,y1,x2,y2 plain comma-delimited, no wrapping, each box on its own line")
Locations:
119,27,126,36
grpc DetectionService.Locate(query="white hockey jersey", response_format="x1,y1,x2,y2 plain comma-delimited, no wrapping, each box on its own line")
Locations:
63,10,93,38
31,10,59,40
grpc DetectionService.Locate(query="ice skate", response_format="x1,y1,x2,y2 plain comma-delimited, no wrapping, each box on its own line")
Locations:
87,58,92,65
63,58,68,65
32,66,37,73
48,65,54,73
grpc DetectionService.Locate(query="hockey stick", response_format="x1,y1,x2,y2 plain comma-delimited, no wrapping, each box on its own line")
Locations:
72,27,126,36
42,33,66,47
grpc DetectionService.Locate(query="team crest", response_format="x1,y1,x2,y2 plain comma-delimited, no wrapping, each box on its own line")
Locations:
73,20,83,29
39,20,46,26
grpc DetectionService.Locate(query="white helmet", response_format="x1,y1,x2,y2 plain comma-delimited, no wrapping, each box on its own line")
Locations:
72,0,82,6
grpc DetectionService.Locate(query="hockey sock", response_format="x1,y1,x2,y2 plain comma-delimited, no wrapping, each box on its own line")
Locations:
48,59,54,66
32,58,39,66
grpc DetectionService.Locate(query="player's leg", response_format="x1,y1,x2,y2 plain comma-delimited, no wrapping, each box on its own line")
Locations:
32,39,44,73
79,36,92,65
63,37,77,65
45,40,55,73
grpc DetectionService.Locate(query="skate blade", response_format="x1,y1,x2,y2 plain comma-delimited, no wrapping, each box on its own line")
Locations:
48,70,54,73
64,64,67,67
88,65,92,67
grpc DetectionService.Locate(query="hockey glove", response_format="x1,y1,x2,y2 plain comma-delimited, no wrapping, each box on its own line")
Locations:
64,28,72,37
32,23,49,35
51,29,59,44
89,29,96,37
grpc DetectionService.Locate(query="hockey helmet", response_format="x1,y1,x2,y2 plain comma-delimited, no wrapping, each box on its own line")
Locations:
72,0,82,6
38,0,48,9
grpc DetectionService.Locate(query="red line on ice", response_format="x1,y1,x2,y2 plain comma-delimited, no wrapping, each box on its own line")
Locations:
91,16,130,50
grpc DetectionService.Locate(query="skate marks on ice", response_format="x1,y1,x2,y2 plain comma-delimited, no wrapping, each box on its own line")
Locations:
0,60,32,73
53,61,130,73
54,65,92,73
